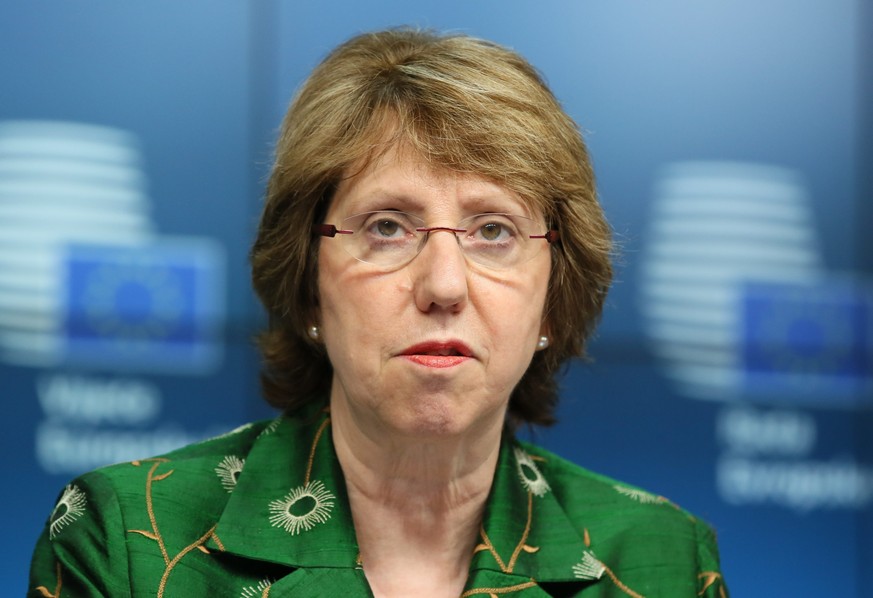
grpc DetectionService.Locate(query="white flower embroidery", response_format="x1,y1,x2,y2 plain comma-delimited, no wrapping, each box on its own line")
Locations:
513,447,550,497
215,456,245,493
223,423,255,438
258,418,281,438
206,423,255,443
49,484,87,539
268,480,335,535
614,484,664,505
240,578,273,597
572,550,606,580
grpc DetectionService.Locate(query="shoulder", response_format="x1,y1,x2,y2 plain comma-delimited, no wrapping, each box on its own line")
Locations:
520,439,707,528
81,418,285,518
517,441,728,596
29,418,284,596
42,418,281,532
78,418,277,494
145,418,279,464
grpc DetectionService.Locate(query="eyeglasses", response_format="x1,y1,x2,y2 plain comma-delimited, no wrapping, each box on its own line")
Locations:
315,210,559,270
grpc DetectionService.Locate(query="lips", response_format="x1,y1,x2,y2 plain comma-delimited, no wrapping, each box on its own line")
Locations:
399,340,473,368
400,341,473,357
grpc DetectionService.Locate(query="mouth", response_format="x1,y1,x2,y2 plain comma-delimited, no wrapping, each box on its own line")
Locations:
400,341,473,358
398,340,473,368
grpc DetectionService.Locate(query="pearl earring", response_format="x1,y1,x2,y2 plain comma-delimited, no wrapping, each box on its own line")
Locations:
308,325,320,341
537,336,549,350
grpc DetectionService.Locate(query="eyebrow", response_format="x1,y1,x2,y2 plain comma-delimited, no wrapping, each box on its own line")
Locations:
343,188,532,218
344,189,420,214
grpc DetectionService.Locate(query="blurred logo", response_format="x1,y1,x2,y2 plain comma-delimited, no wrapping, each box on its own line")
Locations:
639,161,871,405
742,280,870,403
0,120,224,374
63,239,224,373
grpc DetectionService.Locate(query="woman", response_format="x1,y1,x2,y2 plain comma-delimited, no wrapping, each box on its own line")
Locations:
30,29,728,597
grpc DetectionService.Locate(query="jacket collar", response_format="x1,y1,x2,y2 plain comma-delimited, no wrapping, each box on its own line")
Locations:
469,439,598,584
208,406,599,588
208,405,359,568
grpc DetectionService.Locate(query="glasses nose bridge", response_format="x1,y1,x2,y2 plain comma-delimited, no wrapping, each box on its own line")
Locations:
415,225,466,259
418,225,465,244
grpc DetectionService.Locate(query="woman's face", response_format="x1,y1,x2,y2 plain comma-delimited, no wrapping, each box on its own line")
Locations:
317,146,551,442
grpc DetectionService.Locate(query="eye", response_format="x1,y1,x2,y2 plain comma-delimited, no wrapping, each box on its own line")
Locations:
469,215,517,243
374,218,401,237
480,222,506,241
360,212,415,239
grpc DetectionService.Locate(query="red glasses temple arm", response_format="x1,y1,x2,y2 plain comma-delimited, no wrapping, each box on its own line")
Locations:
314,224,353,237
530,230,560,243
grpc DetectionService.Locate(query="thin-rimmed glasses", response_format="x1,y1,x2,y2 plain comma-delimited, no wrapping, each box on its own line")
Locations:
315,210,559,270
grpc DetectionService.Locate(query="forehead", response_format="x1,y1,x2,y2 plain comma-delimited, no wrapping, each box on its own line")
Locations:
329,144,536,218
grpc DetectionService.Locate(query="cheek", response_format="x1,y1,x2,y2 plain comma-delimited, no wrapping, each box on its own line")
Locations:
472,293,542,376
319,271,401,357
479,271,549,335
319,249,366,326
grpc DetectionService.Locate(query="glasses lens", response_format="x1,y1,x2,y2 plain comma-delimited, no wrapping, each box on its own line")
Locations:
341,211,423,267
458,213,538,269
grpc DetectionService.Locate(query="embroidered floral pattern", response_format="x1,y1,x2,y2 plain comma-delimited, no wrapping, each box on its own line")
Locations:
698,571,728,597
572,549,606,580
34,562,63,597
513,447,550,497
240,577,273,597
127,458,222,598
268,480,335,535
258,418,281,437
614,484,665,505
215,456,245,493
460,580,538,596
575,530,645,598
49,484,87,539
472,446,543,595
211,423,254,441
473,494,539,576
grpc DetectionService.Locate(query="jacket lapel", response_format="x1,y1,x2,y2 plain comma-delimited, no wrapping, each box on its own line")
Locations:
465,438,603,594
206,408,360,570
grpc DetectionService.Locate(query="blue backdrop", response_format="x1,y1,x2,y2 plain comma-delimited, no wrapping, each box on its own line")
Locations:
2,2,870,595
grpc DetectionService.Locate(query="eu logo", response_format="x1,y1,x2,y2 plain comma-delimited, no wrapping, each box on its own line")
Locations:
62,239,225,374
741,281,871,405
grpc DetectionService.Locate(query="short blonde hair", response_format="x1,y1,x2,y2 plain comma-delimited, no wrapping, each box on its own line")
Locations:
251,28,612,428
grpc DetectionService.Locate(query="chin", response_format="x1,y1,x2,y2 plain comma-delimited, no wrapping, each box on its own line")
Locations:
390,397,498,441
400,406,462,438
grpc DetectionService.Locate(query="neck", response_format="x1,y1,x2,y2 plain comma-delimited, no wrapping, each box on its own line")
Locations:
330,395,504,597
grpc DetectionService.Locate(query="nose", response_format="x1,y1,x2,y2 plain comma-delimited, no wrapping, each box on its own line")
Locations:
410,229,469,313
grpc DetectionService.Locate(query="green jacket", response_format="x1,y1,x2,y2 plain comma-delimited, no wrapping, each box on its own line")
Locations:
30,404,728,597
